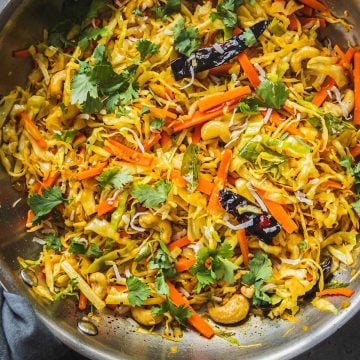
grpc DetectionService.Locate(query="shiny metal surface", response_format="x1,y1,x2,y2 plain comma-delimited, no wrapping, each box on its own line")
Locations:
0,1,359,359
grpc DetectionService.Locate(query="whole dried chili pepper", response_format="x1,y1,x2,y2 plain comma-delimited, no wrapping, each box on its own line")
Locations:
171,20,269,80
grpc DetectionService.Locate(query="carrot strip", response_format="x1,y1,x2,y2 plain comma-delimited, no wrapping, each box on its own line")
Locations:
232,27,243,36
209,63,234,75
96,200,116,217
216,149,232,184
288,14,299,31
237,229,249,269
171,169,187,188
168,235,190,252
238,53,261,88
160,131,172,149
299,5,314,16
73,133,87,147
12,48,31,58
76,163,107,181
299,17,326,29
142,132,161,151
227,176,238,186
174,256,196,272
207,184,223,216
311,77,336,107
42,171,60,189
104,139,154,167
173,103,237,132
197,177,214,195
149,106,177,120
297,0,328,13
316,288,355,298
79,291,87,310
334,45,346,60
269,111,302,136
351,144,360,158
20,112,47,149
167,281,214,338
322,180,343,189
197,86,251,112
192,125,202,144
354,52,360,125
26,210,35,225
345,47,357,63
256,190,298,234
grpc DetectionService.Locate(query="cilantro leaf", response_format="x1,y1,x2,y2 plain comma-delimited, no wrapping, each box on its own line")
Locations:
136,39,159,61
210,0,243,31
141,105,150,114
96,168,133,190
181,144,199,192
54,130,77,143
351,199,360,215
256,79,289,109
173,19,201,57
149,240,177,279
149,0,180,20
69,238,87,254
44,234,62,251
78,27,111,49
236,97,260,114
131,180,171,208
190,242,237,292
126,276,151,306
154,270,169,296
340,157,360,196
152,298,191,327
243,27,257,47
150,119,165,130
27,186,67,223
242,252,273,305
86,243,103,258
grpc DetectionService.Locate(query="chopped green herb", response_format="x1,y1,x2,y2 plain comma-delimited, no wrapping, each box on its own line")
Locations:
131,179,171,208
86,243,103,258
126,276,151,306
181,144,200,192
136,39,159,61
256,79,289,109
152,298,191,327
55,129,77,143
96,168,133,190
243,27,257,47
173,19,201,57
44,234,62,251
210,0,243,32
69,238,87,254
150,118,165,130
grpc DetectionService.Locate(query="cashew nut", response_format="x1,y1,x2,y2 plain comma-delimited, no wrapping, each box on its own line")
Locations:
290,46,320,73
89,272,108,300
207,294,250,324
201,120,231,143
307,56,348,88
138,214,172,244
323,89,355,117
49,70,66,99
131,306,164,326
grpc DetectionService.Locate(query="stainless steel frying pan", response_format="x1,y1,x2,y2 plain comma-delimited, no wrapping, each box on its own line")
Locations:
0,1,359,359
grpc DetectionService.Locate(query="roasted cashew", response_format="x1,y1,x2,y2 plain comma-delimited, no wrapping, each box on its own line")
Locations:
307,56,348,88
138,214,172,244
131,306,164,326
207,294,250,324
290,46,320,73
201,120,231,143
49,70,66,99
89,272,108,300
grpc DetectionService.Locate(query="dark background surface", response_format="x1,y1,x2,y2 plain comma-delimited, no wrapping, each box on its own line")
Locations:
63,311,360,360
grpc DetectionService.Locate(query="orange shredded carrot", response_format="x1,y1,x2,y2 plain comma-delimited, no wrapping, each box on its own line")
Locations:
209,63,234,75
104,139,154,167
227,176,238,186
216,149,232,184
237,229,249,269
238,52,260,88
171,169,187,188
312,77,336,107
268,111,302,136
26,210,35,225
167,281,214,338
20,112,47,149
322,180,343,189
197,86,251,112
73,133,87,147
298,5,314,16
288,14,299,31
96,200,116,217
168,236,191,252
299,17,326,29
316,288,355,298
232,27,243,36
160,131,172,149
256,190,298,234
172,103,237,132
197,177,214,195
192,125,202,144
142,132,161,151
76,162,107,181
12,48,31,58
354,52,360,125
42,171,61,189
174,256,196,272
297,0,328,13
345,47,357,63
79,291,87,310
350,144,360,158
149,106,177,120
207,184,223,216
